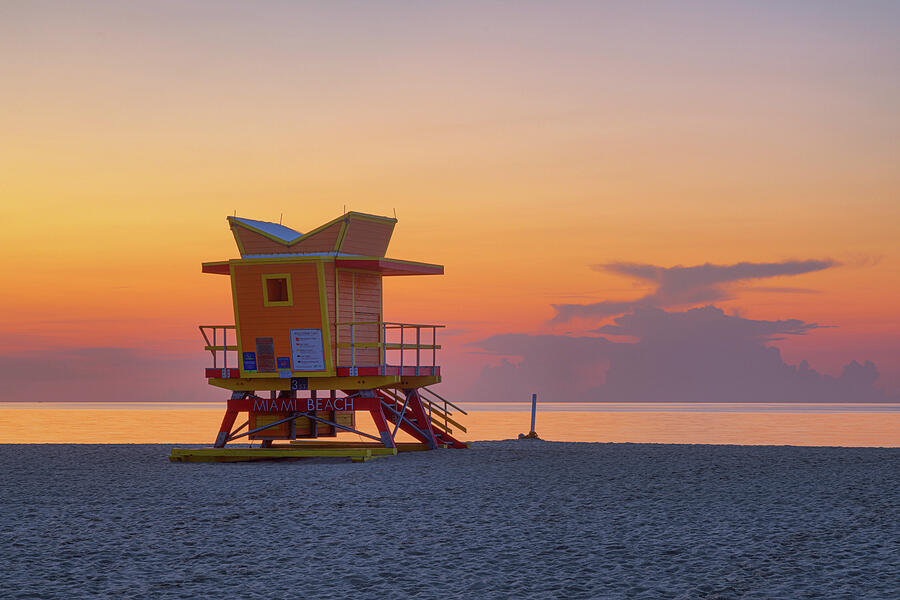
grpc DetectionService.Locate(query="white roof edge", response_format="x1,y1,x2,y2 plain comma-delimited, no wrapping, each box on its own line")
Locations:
232,217,303,243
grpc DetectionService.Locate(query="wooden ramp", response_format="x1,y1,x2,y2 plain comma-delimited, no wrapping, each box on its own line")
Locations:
169,446,398,463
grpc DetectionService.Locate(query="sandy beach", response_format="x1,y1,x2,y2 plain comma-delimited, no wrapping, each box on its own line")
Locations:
2,441,898,599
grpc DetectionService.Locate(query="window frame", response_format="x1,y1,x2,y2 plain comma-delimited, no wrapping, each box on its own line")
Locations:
261,273,293,307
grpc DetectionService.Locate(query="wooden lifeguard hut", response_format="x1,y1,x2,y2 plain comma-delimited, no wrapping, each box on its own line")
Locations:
170,212,467,462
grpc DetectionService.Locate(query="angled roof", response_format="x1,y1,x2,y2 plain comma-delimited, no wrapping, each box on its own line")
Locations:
204,211,441,276
227,211,397,257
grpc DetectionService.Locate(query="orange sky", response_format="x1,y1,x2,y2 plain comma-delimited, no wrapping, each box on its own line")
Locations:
1,2,898,398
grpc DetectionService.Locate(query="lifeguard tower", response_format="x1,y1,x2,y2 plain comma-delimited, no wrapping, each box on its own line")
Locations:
170,212,467,462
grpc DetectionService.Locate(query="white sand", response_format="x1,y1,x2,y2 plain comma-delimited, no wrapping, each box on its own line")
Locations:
2,441,898,599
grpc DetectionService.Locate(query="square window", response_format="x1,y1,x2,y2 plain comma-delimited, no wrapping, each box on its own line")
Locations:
267,278,288,301
262,273,293,306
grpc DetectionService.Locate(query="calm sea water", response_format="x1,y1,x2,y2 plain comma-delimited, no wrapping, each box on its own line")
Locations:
1,402,897,447
0,402,900,447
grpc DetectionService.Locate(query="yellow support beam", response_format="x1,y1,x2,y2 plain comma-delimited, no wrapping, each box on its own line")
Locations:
169,447,398,463
384,343,440,350
429,419,451,435
333,343,441,350
431,411,467,434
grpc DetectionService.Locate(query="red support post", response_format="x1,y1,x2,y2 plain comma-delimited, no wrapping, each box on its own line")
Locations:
369,405,396,449
405,388,440,449
214,408,239,448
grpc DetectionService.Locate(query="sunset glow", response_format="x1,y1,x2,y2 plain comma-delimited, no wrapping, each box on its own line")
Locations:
2,2,898,401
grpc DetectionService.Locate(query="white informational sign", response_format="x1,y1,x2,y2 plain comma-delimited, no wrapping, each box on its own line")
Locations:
290,328,326,372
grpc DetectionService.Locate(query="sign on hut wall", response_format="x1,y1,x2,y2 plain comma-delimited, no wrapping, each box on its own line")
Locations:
255,337,276,372
242,351,257,371
290,328,325,371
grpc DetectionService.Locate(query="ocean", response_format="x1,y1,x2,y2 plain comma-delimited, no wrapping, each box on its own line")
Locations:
1,402,897,446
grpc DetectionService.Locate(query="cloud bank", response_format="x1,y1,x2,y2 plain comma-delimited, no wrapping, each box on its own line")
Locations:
552,259,837,323
470,305,891,403
0,347,216,402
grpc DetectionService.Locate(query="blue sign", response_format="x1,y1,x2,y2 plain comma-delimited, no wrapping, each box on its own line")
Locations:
277,357,291,370
242,352,257,371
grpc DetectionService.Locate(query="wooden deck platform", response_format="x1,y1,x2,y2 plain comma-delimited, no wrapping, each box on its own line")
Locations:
169,446,398,463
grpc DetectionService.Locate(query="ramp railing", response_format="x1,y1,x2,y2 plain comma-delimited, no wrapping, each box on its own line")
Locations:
382,386,467,437
421,386,467,435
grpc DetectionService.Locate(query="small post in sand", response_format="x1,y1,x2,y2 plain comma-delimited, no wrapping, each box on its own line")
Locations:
519,393,540,439
530,393,537,433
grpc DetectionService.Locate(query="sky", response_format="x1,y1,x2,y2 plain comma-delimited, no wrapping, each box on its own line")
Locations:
1,1,898,402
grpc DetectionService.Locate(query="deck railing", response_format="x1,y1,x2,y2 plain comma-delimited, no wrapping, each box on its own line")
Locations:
334,321,444,375
199,325,237,370
200,322,444,376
